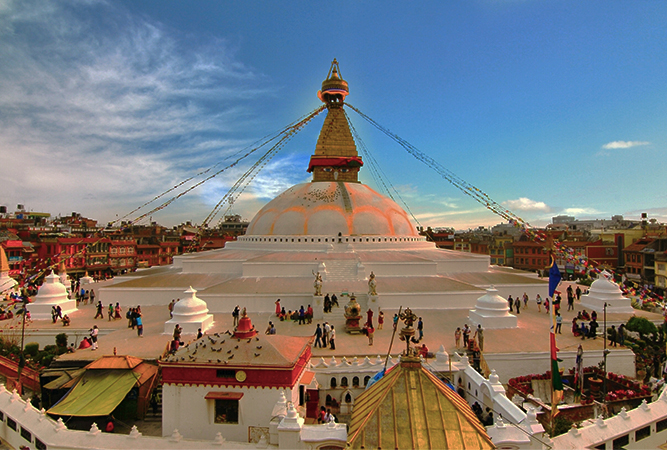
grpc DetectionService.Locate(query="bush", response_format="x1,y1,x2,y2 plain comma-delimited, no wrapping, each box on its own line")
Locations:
24,343,39,357
55,333,68,348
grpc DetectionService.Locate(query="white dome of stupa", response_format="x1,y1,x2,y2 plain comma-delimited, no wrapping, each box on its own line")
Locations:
468,286,518,329
247,182,418,237
30,271,77,320
580,271,634,313
164,286,213,334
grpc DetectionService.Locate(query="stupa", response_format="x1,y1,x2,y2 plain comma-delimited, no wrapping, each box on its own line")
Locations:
163,286,214,335
100,60,546,313
29,271,77,320
468,286,518,329
579,271,634,314
0,247,17,295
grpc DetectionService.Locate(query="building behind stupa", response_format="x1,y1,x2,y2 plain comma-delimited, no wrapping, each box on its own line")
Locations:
100,60,547,314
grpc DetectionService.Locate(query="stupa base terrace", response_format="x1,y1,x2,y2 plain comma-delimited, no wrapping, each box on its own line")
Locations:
98,235,547,313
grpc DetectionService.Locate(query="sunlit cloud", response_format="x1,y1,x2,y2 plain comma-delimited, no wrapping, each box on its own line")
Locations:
560,207,602,217
502,198,551,212
602,140,650,149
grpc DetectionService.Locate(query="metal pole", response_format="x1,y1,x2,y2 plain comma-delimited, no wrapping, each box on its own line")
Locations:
603,302,608,403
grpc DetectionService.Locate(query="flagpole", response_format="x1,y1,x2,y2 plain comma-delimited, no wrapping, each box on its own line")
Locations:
548,252,563,435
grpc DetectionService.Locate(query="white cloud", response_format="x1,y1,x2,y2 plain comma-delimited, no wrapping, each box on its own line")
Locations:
0,0,271,226
602,141,650,149
502,198,551,212
561,207,601,216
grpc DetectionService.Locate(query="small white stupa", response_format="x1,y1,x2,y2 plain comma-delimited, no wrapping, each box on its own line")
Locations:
164,286,214,335
0,247,17,295
579,271,634,314
79,271,94,286
57,262,69,287
468,286,518,329
30,271,77,320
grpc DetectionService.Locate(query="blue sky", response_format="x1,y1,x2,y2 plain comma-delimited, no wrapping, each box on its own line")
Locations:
1,0,666,230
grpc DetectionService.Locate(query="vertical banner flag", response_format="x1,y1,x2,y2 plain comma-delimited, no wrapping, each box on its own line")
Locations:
549,255,564,410
574,344,584,398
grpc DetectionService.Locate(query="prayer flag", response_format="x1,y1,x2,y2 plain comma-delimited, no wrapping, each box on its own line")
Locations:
548,255,561,298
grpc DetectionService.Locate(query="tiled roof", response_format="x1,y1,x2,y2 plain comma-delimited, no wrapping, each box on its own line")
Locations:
347,357,494,450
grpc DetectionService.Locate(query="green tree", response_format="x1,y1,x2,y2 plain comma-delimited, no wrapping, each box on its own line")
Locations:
625,316,665,382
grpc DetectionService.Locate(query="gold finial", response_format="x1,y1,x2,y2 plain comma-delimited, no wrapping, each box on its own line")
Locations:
318,59,349,106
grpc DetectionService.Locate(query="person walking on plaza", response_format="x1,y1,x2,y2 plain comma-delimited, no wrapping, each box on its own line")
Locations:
314,324,323,347
473,324,484,351
275,299,281,317
90,325,99,350
114,302,122,319
618,324,625,346
567,286,575,311
514,297,521,314
455,327,462,348
306,305,313,324
536,294,542,312
522,293,529,309
508,295,513,312
298,306,305,325
90,289,95,305
555,313,563,334
329,325,336,350
417,317,424,342
94,301,103,319
323,322,330,348
393,313,399,330
136,312,143,337
232,305,240,327
609,325,618,347
168,299,175,318
576,286,582,301
108,304,114,321
378,311,384,330
463,324,471,347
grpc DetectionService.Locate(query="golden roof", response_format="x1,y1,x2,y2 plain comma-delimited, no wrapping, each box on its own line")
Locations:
347,357,495,450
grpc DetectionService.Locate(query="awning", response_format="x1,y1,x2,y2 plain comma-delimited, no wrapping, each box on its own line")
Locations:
204,392,244,400
307,156,363,172
47,370,139,417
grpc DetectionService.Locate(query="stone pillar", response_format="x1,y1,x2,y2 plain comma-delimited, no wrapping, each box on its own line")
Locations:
313,295,324,320
277,402,303,449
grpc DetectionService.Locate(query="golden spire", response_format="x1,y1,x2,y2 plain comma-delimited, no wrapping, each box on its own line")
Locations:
0,247,8,274
309,59,363,182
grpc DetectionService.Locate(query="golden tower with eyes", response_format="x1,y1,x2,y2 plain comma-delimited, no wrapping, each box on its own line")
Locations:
308,59,363,183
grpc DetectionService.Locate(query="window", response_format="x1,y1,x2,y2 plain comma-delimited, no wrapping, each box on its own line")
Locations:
216,370,236,379
330,377,337,389
20,427,31,442
635,425,651,442
341,377,348,387
7,417,16,431
612,434,629,449
35,438,46,450
214,399,239,424
657,418,667,432
364,376,371,387
352,376,359,387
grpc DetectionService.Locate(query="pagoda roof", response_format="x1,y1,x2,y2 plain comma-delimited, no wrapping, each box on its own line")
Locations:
163,330,312,369
347,357,494,450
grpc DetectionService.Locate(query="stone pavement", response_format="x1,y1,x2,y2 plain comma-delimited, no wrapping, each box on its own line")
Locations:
42,282,661,366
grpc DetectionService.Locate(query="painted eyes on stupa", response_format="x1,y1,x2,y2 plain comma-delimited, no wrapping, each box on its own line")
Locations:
322,167,350,173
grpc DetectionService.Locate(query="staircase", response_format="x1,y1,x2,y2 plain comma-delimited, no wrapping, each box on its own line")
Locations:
325,259,360,282
146,384,162,421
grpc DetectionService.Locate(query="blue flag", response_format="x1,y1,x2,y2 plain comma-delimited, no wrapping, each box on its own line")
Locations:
548,256,562,297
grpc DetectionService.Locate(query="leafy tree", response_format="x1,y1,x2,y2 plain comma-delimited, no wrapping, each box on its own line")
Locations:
625,316,665,382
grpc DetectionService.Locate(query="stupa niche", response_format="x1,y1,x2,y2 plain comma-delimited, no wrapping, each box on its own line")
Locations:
579,271,634,314
468,286,518,329
30,271,77,320
164,286,214,335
